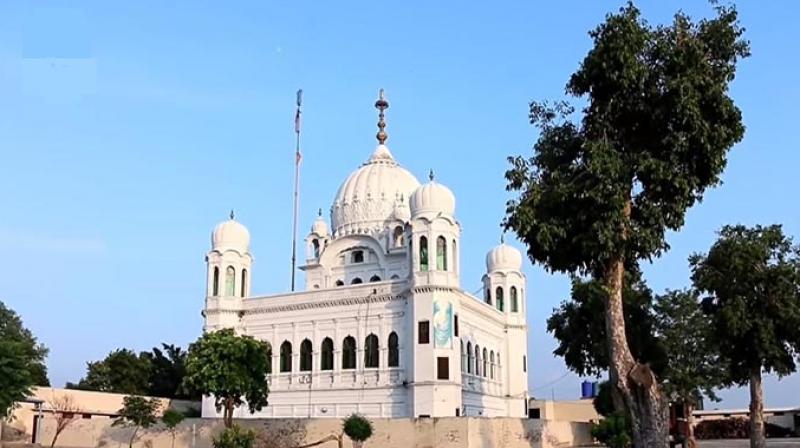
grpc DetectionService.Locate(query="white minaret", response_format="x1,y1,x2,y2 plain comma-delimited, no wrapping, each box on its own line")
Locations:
407,170,463,417
483,238,528,417
204,211,253,332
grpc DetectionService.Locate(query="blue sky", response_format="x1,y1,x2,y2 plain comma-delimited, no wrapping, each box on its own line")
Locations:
0,0,798,409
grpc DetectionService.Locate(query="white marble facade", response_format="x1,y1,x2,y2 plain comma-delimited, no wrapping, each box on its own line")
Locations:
202,96,529,419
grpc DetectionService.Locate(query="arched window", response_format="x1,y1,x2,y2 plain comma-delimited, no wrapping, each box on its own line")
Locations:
225,266,235,296
475,345,481,377
496,286,504,312
482,348,488,378
212,267,220,296
241,269,247,297
466,342,473,374
461,340,466,370
390,274,400,280
364,334,379,368
335,280,344,287
510,286,518,312
388,332,399,367
321,338,334,371
280,341,292,373
436,236,447,271
490,351,495,379
342,336,356,370
351,277,363,285
351,250,364,263
300,339,312,372
393,226,404,247
484,287,491,305
369,275,381,282
452,239,457,272
312,239,320,258
419,236,429,271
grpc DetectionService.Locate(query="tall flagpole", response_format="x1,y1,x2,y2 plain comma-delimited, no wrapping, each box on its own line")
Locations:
291,89,302,292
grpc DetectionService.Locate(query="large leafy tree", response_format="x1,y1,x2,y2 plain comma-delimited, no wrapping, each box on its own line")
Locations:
690,225,800,448
504,4,748,445
183,329,270,428
68,348,151,395
0,300,49,417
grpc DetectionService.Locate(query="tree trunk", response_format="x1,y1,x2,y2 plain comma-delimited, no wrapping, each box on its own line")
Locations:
749,368,766,448
603,255,669,448
128,427,139,448
686,401,696,448
224,400,234,428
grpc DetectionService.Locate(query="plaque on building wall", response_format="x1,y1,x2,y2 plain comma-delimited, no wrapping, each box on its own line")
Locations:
433,300,453,348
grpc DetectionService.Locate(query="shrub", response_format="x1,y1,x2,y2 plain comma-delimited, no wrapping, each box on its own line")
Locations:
590,412,631,448
342,414,373,442
213,425,256,448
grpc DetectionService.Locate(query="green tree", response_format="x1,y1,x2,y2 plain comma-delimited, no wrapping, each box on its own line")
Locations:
68,349,152,394
0,300,49,417
547,270,666,380
690,225,800,448
653,289,726,448
342,414,373,448
212,425,256,448
504,4,748,445
183,329,270,428
144,344,194,399
161,409,185,448
113,395,161,448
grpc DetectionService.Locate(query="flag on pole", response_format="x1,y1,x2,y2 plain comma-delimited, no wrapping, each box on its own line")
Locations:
295,89,302,164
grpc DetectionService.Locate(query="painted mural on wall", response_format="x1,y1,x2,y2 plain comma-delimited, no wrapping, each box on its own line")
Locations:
433,300,453,348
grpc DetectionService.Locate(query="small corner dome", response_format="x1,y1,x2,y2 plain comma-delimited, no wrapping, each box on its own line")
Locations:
486,242,522,272
311,214,329,236
212,216,250,251
410,173,455,217
392,199,411,222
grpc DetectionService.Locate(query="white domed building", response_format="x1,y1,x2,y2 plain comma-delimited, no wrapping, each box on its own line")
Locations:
202,93,529,419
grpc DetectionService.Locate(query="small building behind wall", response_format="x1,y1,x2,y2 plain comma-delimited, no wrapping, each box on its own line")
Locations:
693,407,800,433
528,399,601,423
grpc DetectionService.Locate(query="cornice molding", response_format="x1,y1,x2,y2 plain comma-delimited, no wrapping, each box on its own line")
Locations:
244,294,406,315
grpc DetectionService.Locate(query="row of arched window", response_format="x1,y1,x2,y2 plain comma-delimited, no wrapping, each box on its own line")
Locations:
484,285,520,313
418,236,456,272
333,274,385,287
271,332,400,373
462,341,500,380
211,266,247,297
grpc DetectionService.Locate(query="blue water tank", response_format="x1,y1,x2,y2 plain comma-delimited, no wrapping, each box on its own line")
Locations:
581,381,592,399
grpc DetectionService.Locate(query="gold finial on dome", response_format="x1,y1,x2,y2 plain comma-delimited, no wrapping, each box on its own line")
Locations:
375,88,389,145
230,209,235,220
500,233,505,244
429,169,435,181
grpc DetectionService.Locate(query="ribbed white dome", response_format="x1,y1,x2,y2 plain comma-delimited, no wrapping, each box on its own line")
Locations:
212,216,250,251
311,214,329,236
410,176,456,218
486,242,522,272
331,145,420,236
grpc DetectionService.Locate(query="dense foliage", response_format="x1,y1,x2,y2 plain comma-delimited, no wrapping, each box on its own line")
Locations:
591,412,631,448
691,225,800,385
547,269,666,378
342,414,374,442
162,409,186,448
183,329,271,428
68,343,196,399
212,425,256,448
0,300,49,417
